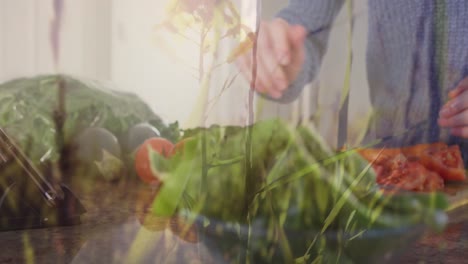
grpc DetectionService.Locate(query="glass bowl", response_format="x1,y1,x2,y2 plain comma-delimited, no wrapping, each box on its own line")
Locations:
190,215,427,264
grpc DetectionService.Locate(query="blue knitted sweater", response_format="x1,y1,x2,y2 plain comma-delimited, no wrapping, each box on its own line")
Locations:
274,0,468,156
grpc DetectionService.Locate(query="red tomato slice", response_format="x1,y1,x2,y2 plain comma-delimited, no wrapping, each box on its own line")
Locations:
359,142,466,186
419,144,466,182
379,159,424,191
422,168,445,191
135,137,175,184
376,155,444,192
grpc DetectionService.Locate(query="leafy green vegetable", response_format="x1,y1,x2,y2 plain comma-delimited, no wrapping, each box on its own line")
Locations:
150,118,449,263
0,74,180,169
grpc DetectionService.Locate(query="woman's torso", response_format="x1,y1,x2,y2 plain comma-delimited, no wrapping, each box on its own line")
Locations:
364,0,468,155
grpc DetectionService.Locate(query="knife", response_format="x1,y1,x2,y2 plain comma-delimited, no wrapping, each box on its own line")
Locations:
0,126,88,231
0,128,62,207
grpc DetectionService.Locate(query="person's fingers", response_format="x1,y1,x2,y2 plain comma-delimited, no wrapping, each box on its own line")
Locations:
292,35,306,66
235,52,269,95
270,19,293,65
449,77,468,99
256,56,282,98
281,25,306,83
237,22,288,98
252,27,277,96
255,24,283,92
290,25,308,46
257,54,289,92
272,64,289,91
257,35,289,93
235,19,307,98
438,110,468,127
439,89,468,118
449,126,468,138
264,21,308,91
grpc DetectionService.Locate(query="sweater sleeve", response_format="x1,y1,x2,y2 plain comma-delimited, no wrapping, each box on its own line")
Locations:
260,0,345,103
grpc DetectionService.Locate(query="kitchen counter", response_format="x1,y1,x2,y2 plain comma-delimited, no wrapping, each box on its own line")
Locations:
1,179,468,264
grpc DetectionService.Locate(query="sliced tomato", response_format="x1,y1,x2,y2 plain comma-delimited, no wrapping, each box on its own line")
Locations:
423,170,445,191
357,143,447,163
358,142,466,184
135,137,175,184
378,158,425,191
418,144,466,182
357,148,401,180
376,155,444,192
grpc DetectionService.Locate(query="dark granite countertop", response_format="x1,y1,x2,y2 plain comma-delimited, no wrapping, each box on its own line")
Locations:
1,179,468,264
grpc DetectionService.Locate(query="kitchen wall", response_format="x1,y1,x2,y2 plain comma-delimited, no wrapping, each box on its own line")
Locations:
0,0,111,82
0,0,372,148
0,0,257,128
110,0,255,128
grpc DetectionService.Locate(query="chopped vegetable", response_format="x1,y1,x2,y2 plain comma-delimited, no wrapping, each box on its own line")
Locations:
135,137,175,184
357,142,466,191
0,74,181,180
147,118,449,263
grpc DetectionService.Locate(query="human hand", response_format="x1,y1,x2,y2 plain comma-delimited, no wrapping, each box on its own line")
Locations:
438,77,468,137
235,18,307,99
